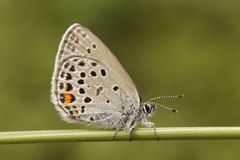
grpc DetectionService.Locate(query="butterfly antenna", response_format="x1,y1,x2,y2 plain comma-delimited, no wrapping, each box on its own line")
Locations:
151,102,178,113
147,94,184,102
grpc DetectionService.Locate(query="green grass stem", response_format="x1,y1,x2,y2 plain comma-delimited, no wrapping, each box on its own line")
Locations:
0,127,240,144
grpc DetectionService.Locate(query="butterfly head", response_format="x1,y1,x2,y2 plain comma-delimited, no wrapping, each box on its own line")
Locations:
141,94,184,116
142,102,156,117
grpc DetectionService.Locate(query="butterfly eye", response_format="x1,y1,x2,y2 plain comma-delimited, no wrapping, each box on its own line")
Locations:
143,103,156,114
144,104,151,114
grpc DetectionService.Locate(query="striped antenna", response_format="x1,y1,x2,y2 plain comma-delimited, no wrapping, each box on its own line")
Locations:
150,102,178,113
147,94,184,102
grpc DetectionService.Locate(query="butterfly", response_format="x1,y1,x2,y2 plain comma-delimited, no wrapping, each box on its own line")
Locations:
51,23,182,139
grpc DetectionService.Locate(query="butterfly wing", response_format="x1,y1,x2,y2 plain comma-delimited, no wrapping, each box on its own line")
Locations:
51,23,140,129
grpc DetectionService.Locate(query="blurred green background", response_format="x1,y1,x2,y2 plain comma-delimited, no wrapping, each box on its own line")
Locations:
0,0,240,159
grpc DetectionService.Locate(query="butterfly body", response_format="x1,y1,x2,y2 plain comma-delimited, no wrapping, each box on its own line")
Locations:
51,23,157,134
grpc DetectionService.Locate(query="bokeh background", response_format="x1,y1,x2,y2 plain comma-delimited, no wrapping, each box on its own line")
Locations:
0,0,240,159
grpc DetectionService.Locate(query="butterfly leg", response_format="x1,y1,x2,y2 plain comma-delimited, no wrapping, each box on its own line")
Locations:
109,119,125,141
110,126,135,141
128,127,135,142
143,122,159,141
109,128,120,141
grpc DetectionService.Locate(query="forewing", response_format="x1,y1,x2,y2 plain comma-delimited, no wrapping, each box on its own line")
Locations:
51,23,140,128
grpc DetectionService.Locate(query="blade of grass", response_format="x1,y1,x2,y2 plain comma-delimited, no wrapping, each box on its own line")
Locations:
0,127,240,144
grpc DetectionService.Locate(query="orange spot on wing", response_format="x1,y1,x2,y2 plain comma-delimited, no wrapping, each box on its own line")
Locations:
64,93,72,104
